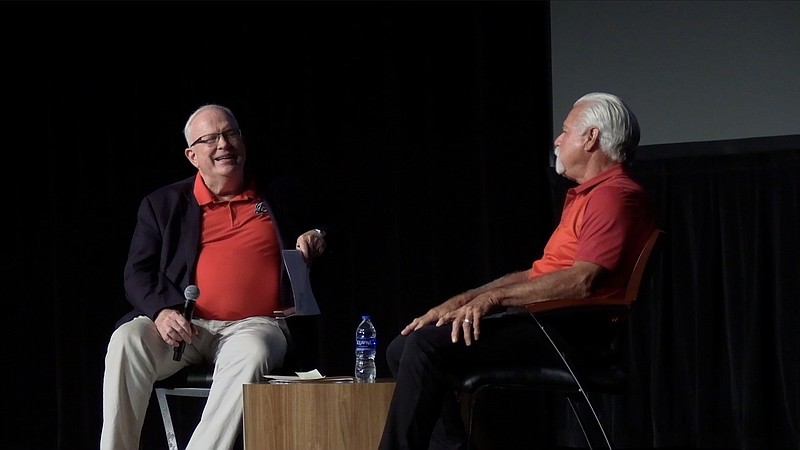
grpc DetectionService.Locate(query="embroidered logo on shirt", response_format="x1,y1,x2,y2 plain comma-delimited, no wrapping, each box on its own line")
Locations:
255,201,269,215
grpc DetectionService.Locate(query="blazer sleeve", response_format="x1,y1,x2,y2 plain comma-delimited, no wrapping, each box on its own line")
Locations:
121,178,198,324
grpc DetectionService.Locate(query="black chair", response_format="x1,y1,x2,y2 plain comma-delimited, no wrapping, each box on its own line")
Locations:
454,229,662,450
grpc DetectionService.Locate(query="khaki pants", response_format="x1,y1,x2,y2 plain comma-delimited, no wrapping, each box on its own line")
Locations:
100,315,289,450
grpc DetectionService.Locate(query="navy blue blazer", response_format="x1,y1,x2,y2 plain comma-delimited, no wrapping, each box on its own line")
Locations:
116,173,322,328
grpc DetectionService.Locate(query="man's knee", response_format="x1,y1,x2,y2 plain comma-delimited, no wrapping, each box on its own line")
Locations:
387,326,448,373
106,316,163,364
385,334,408,375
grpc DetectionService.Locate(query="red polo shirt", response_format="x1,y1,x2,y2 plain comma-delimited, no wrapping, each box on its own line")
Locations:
192,174,281,320
531,165,655,298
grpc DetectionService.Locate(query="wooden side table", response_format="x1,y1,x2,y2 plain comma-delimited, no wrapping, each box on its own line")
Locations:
243,379,396,450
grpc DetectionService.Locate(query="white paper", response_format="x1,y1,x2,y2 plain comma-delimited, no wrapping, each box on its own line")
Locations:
262,369,354,383
263,369,325,381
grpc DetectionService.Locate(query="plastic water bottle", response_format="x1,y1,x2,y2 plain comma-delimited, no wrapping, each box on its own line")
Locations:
355,314,377,383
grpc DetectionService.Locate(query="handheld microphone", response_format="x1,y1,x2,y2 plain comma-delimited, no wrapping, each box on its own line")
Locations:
173,284,200,361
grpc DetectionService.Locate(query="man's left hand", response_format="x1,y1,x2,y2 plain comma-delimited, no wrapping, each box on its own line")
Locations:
295,229,326,261
441,295,498,346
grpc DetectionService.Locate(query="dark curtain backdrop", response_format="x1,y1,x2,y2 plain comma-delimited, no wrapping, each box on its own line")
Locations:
620,145,800,450
7,2,799,450
7,2,554,449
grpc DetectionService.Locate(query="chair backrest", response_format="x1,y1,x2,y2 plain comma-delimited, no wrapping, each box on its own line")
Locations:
525,228,663,314
623,228,663,303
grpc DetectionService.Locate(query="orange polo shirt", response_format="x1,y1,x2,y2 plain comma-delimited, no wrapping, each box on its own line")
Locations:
192,174,281,320
531,165,654,298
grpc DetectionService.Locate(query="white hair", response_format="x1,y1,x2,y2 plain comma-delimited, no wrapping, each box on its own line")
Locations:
183,104,239,146
574,93,640,164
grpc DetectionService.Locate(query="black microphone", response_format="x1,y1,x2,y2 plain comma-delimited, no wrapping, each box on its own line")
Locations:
173,284,200,361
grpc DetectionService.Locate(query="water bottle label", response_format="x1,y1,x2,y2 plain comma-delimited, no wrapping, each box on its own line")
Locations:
355,338,377,349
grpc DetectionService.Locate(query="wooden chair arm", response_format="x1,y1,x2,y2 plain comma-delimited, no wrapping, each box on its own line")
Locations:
521,229,662,316
523,297,631,314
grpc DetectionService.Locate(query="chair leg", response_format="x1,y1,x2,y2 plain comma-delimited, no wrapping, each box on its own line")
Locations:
568,391,614,450
456,387,490,450
155,388,180,450
154,387,212,450
566,396,597,450
567,386,613,450
533,314,614,450
466,390,479,450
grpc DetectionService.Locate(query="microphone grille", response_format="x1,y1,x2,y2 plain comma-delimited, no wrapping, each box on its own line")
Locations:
184,285,200,300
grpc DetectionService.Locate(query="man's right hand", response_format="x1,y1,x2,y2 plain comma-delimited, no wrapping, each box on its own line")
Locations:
154,308,196,348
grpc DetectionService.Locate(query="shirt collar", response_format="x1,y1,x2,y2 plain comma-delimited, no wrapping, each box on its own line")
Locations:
192,173,258,206
572,164,626,195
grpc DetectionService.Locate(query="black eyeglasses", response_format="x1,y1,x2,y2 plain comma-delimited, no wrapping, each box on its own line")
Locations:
190,128,242,147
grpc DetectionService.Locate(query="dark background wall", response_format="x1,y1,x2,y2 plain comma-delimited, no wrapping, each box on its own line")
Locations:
7,2,554,449
6,2,799,450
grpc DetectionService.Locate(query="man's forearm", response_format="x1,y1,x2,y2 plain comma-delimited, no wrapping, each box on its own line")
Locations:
456,270,531,305
491,262,603,308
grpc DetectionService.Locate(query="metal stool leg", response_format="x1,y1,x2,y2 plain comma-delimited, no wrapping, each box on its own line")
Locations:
154,387,211,450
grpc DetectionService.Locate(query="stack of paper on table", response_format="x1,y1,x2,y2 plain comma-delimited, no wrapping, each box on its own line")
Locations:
263,369,353,384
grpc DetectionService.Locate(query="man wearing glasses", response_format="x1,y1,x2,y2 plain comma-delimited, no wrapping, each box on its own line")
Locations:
100,104,328,450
